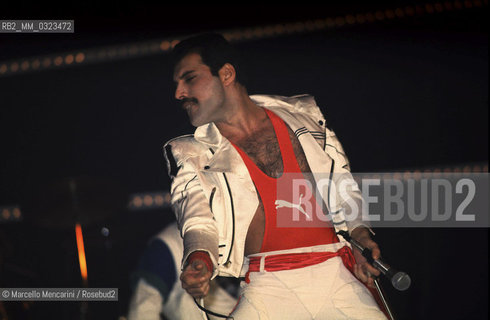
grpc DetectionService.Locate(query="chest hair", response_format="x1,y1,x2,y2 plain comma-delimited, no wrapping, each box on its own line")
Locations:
237,124,311,178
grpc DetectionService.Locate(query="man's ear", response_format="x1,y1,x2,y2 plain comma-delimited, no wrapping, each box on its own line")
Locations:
219,63,236,86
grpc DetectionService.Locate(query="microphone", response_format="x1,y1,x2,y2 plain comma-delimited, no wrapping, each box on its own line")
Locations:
337,230,411,291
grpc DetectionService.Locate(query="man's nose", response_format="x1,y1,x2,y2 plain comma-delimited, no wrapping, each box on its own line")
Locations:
175,83,187,100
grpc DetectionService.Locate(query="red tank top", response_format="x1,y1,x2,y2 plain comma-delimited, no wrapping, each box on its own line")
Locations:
231,109,339,253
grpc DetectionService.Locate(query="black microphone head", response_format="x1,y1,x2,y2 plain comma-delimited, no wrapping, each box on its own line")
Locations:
391,271,411,291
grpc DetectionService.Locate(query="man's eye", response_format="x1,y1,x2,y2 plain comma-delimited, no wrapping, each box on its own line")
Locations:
185,76,196,83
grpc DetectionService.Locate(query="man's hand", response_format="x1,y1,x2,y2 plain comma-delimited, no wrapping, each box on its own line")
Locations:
180,255,212,299
351,227,381,288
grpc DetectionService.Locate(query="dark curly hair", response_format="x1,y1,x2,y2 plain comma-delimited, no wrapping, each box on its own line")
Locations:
170,33,248,87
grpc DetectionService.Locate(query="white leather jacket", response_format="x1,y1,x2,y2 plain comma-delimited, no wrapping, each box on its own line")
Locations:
163,94,370,278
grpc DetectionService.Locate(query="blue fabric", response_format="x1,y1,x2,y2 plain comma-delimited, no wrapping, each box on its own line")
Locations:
134,239,177,300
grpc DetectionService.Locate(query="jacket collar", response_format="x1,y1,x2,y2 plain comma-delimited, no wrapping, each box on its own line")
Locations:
192,95,329,175
193,123,242,174
193,95,301,148
194,121,222,148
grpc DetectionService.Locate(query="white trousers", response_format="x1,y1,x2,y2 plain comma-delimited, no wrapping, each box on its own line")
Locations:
230,244,387,320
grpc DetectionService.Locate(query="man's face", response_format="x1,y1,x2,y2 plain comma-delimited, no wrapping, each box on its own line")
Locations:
173,53,226,127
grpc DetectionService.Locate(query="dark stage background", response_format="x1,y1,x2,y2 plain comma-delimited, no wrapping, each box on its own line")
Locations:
0,2,488,319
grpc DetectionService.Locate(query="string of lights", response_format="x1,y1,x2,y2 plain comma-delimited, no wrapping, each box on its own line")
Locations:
0,0,487,78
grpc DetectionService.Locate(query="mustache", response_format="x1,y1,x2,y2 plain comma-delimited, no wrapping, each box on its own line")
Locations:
181,98,198,108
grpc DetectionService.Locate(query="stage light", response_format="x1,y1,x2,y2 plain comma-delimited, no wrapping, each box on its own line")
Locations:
42,58,51,67
304,20,316,31
242,28,254,38
1,1,486,77
149,42,160,53
432,168,442,178
0,206,22,221
54,56,63,66
365,12,376,22
128,45,139,55
132,196,143,208
391,172,401,180
21,61,29,71
375,11,385,20
65,54,74,65
274,24,285,33
120,47,129,56
385,9,396,19
107,49,117,58
425,3,436,13
260,25,275,37
294,22,306,32
413,170,422,180
444,1,454,10
334,16,346,26
97,50,107,59
422,169,433,179
355,13,366,23
252,26,265,37
154,194,165,206
1,209,10,220
346,15,356,25
403,171,412,180
415,5,426,15
75,223,88,286
138,43,150,54
12,207,21,219
127,192,172,210
395,8,405,17
160,40,170,51
435,3,445,12
143,194,153,207
32,59,40,69
405,6,416,16
75,52,85,63
10,62,19,72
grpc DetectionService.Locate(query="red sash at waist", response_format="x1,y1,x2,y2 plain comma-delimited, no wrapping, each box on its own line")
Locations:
245,246,355,283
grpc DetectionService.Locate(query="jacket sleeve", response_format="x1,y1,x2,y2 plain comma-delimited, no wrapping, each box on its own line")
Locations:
324,127,374,236
163,140,219,277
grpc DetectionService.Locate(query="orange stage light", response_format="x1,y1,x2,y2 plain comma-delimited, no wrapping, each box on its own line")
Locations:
75,223,88,286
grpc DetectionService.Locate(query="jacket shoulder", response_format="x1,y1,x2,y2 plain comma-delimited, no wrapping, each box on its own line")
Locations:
163,134,206,160
163,134,207,178
251,94,326,121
